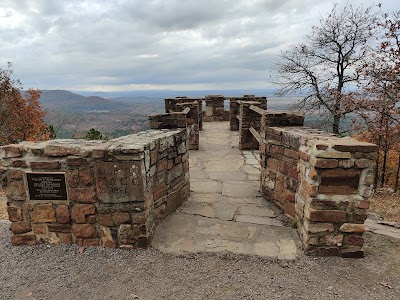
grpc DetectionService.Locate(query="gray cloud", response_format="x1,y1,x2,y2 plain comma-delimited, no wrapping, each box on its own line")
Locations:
0,0,398,91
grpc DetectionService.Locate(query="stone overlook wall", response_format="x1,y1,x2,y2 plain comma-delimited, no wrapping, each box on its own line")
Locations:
203,95,229,122
149,103,200,150
253,110,377,257
230,95,267,131
0,129,190,248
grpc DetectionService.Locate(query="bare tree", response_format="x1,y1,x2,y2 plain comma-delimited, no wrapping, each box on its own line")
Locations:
275,3,375,134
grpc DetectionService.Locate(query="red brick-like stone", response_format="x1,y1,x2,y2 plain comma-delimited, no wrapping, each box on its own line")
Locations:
56,205,70,224
66,157,86,166
3,145,23,158
62,234,73,244
354,159,373,168
32,204,56,223
344,235,364,246
150,149,158,165
73,224,98,238
284,148,299,160
11,234,37,246
339,223,365,233
5,181,26,201
315,143,329,150
167,159,174,170
7,206,22,222
98,214,114,226
154,204,166,222
118,224,141,245
48,224,72,233
71,204,95,223
8,169,24,180
310,157,338,169
10,222,32,234
332,143,378,153
30,161,61,170
82,239,99,247
131,212,148,224
319,169,360,195
112,213,130,224
87,215,96,224
67,169,79,188
33,224,47,234
69,188,96,203
11,160,27,168
308,209,347,223
154,183,167,201
299,151,310,162
284,202,295,217
79,168,94,186
356,200,370,209
157,158,167,172
285,190,296,203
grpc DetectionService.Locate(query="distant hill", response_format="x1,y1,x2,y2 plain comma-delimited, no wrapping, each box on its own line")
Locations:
39,90,128,112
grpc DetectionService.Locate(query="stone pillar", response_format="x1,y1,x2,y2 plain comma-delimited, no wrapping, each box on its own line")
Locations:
175,102,200,150
204,95,229,121
229,98,240,131
259,118,378,257
296,138,378,257
239,101,263,150
164,97,203,130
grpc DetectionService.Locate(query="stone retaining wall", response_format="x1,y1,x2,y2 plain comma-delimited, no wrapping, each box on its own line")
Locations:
0,129,190,248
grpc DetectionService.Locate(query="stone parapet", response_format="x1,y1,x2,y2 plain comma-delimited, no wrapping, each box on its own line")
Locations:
149,106,199,150
239,101,264,150
260,125,378,257
204,95,229,122
0,129,190,249
165,97,203,130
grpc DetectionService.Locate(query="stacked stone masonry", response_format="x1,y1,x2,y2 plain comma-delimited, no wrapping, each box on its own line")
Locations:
204,95,229,122
257,110,377,257
230,95,267,131
149,106,199,150
0,129,190,248
165,96,203,131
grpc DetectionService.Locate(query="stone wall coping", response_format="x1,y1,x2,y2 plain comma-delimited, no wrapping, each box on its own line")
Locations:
0,129,185,159
267,126,377,153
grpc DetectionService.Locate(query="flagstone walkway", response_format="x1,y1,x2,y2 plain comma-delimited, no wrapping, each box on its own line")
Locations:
152,122,300,260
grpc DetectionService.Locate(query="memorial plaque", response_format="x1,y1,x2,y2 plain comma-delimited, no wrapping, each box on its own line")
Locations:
26,173,68,200
95,162,145,203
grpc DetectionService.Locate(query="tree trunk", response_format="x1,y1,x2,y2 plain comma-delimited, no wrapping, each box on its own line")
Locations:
395,153,400,193
374,149,380,189
381,149,388,187
332,114,340,135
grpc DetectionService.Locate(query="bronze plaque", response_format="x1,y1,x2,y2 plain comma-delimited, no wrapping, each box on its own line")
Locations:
26,173,68,200
95,162,145,203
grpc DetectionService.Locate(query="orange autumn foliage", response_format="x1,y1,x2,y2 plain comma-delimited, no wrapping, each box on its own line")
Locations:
0,65,50,145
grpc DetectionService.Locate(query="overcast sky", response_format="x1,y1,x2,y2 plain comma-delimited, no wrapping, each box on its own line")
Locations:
0,0,399,92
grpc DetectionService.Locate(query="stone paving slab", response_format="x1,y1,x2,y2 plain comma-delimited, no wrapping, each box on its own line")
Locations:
152,122,300,260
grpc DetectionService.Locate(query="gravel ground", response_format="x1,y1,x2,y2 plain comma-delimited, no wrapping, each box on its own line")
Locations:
0,221,399,300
